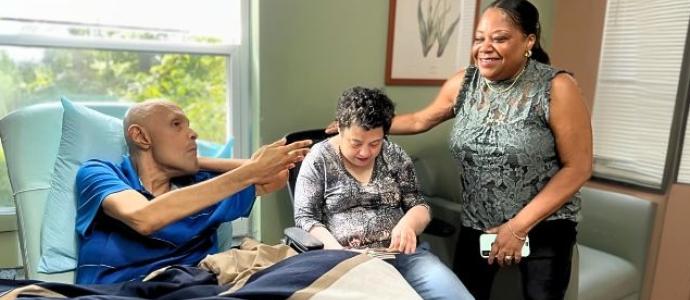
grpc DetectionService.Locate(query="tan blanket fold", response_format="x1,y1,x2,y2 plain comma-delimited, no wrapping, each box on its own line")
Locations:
198,238,297,291
0,284,67,300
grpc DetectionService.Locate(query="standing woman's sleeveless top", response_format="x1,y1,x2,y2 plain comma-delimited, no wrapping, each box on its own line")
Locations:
450,59,581,231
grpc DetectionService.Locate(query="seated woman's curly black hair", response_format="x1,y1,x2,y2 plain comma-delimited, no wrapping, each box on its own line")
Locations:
336,86,395,134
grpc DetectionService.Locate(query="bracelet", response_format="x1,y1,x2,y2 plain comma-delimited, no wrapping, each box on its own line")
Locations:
507,220,527,241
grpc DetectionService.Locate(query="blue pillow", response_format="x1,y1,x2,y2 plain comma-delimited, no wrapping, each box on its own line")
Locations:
38,98,235,273
39,98,128,273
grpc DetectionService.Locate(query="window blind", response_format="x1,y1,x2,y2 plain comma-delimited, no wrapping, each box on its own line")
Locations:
592,0,690,188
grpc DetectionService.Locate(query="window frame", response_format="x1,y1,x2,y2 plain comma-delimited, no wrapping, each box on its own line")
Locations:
668,20,690,186
0,0,254,235
591,0,690,192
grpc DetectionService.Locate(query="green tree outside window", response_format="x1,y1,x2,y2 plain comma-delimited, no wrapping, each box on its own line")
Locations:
0,47,229,207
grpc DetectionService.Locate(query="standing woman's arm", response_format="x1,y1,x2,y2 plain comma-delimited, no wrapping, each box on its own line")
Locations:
487,73,592,266
325,70,465,134
389,70,466,135
510,73,593,235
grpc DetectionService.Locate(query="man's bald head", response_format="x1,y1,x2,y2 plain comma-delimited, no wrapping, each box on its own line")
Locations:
123,99,199,175
123,100,183,154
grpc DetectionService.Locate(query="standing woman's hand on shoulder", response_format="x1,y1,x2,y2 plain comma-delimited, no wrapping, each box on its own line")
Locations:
325,121,338,134
324,71,467,136
387,71,466,135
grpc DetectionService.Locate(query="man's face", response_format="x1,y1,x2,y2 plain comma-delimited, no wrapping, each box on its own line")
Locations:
338,125,384,169
146,103,199,176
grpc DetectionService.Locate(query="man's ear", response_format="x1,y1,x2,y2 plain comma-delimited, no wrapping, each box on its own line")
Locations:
127,124,152,151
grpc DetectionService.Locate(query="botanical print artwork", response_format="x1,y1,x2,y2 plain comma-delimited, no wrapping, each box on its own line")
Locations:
386,0,476,84
417,0,460,57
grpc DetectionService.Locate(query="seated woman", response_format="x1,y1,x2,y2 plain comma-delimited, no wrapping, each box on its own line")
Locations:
293,86,473,300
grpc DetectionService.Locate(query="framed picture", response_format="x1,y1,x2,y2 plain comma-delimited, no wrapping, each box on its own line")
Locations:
385,0,479,85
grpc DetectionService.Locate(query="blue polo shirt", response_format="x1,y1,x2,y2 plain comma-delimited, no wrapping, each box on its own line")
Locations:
74,155,256,284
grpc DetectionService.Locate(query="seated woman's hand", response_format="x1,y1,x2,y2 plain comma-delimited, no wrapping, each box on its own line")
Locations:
388,221,417,254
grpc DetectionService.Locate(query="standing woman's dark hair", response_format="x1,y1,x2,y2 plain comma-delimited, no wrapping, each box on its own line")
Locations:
488,0,550,64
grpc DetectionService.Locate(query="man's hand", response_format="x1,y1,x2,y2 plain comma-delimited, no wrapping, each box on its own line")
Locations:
255,169,288,196
388,220,418,254
247,138,311,180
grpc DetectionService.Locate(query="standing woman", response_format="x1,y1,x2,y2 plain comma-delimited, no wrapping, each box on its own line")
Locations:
328,0,592,299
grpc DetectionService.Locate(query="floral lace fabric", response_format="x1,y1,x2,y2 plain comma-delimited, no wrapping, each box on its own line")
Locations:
450,59,581,230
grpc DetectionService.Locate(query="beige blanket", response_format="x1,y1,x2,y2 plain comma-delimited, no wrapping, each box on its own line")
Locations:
198,238,297,291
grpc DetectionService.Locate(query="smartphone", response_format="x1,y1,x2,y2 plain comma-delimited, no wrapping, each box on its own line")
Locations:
479,233,530,258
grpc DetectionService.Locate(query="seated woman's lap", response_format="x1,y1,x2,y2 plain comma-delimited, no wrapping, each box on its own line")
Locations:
390,241,474,300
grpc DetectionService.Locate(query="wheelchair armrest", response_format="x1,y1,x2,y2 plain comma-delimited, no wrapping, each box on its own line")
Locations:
423,217,456,237
283,227,324,253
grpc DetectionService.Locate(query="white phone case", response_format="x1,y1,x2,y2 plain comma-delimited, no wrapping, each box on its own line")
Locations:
479,233,530,258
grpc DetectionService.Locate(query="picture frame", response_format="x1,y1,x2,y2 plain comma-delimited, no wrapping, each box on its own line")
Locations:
385,0,479,86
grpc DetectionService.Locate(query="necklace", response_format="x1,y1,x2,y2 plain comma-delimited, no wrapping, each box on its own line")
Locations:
484,64,527,94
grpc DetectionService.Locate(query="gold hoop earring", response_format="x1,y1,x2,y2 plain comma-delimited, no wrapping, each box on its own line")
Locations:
525,50,532,58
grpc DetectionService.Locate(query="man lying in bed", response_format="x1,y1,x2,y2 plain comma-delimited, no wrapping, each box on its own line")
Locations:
74,100,311,284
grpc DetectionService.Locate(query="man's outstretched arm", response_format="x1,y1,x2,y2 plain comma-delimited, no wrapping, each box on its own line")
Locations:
101,138,311,235
197,157,288,196
197,157,247,172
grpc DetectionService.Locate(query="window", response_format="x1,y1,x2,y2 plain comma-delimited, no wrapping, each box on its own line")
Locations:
0,47,229,141
0,47,232,208
0,0,251,238
591,0,690,189
1,0,241,52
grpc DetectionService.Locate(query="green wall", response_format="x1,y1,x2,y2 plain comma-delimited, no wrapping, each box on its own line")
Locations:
252,0,554,243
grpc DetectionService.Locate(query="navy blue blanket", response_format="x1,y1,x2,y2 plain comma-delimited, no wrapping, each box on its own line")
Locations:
0,250,420,300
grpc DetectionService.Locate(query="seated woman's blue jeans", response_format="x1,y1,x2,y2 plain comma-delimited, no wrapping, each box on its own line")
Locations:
388,241,474,300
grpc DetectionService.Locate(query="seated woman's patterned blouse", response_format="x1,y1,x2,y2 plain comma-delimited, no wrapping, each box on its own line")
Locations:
293,139,428,249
